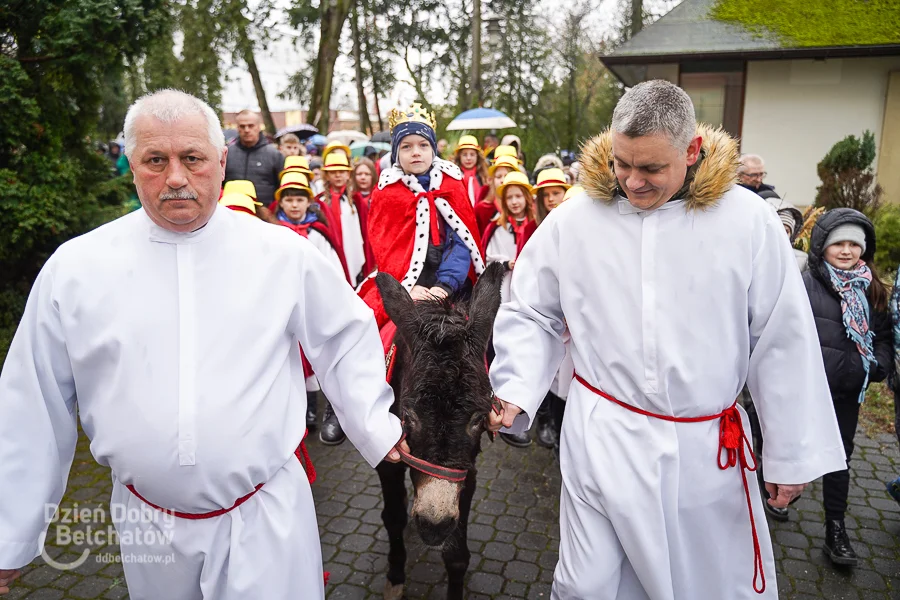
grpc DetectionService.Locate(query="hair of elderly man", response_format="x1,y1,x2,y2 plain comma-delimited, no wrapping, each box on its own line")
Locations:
611,80,697,152
236,108,261,121
739,153,764,172
124,89,226,159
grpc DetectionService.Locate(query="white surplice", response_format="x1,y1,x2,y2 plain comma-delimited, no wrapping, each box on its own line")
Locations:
0,206,401,599
307,227,346,280
340,197,365,280
490,187,846,599
485,222,517,302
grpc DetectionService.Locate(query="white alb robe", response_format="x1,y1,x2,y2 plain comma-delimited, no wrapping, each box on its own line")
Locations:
340,197,366,280
485,222,517,302
0,206,401,599
307,227,345,280
489,187,846,599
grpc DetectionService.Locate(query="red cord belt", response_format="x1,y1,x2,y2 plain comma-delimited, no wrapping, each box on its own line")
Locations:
574,374,766,595
126,430,317,520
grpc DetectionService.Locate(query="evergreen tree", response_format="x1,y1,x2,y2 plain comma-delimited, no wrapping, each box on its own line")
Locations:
1,0,169,362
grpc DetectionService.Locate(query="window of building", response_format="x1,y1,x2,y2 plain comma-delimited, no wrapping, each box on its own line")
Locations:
680,64,745,138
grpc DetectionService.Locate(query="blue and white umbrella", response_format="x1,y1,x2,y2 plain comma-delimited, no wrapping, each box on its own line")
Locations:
446,108,517,131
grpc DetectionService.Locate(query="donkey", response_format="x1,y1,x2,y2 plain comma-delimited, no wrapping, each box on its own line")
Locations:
374,262,505,600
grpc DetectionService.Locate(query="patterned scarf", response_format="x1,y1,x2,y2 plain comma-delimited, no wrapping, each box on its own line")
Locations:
825,261,875,402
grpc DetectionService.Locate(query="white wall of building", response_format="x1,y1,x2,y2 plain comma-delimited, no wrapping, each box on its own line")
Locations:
740,56,900,206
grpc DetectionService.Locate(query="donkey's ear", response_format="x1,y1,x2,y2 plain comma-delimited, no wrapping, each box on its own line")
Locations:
467,262,505,351
376,272,418,337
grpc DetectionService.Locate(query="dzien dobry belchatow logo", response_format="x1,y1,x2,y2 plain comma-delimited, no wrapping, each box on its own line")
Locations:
40,502,175,570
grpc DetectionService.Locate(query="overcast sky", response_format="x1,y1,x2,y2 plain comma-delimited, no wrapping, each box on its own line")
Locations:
220,0,678,116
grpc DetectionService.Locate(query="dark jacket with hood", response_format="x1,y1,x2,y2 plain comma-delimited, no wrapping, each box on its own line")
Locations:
802,208,892,401
224,133,285,208
739,182,778,198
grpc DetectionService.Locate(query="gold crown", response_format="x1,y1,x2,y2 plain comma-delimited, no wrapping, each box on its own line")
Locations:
388,102,437,132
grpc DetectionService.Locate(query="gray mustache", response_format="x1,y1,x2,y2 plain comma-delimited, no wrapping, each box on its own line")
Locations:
160,190,198,201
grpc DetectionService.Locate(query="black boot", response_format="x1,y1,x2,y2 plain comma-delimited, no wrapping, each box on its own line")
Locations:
500,431,532,448
823,519,858,567
535,395,558,449
319,401,346,445
306,392,318,430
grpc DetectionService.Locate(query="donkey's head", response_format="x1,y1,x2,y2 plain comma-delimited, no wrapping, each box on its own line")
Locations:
376,262,505,546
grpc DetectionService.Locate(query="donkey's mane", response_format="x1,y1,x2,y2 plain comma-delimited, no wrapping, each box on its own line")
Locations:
397,293,494,418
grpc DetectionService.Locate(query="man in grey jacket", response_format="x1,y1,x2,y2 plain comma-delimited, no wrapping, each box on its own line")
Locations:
225,110,284,208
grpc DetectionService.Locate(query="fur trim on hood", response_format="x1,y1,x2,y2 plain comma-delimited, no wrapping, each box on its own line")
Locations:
579,124,739,211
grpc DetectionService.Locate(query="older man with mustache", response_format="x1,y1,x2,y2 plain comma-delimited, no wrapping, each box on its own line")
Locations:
0,89,404,599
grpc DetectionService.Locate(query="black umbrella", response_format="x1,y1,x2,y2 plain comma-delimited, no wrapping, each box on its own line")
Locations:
371,130,391,143
274,123,319,141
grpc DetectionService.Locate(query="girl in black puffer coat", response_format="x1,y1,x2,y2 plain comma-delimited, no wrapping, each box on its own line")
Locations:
803,208,893,568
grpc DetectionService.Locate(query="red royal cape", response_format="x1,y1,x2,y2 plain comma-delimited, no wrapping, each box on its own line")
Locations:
352,191,377,275
474,198,499,237
360,170,485,328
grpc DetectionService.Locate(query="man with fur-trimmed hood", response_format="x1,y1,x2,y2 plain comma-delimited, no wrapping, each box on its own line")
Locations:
486,80,845,598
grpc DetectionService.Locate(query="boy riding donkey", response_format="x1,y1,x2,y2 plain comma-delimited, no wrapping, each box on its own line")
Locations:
360,103,485,325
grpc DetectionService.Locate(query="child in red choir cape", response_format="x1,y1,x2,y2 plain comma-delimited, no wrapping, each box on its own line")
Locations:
454,135,489,206
316,152,375,285
274,172,350,282
474,154,519,236
352,158,377,209
481,171,538,303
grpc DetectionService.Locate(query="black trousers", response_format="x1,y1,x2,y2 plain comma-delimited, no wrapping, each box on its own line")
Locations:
551,392,566,437
744,391,769,499
822,394,861,521
747,389,860,519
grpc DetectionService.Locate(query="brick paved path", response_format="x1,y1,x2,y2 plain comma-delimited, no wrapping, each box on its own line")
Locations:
6,414,900,599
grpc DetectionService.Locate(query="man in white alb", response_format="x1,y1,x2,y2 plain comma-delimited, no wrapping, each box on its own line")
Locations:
487,80,846,599
0,89,404,599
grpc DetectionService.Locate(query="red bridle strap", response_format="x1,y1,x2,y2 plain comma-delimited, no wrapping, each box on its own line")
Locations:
397,433,468,482
574,374,765,595
397,401,502,481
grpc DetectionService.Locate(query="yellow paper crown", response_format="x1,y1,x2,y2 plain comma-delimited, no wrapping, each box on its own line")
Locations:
388,102,437,132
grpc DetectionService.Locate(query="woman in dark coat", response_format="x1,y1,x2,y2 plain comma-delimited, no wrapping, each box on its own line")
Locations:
803,207,893,567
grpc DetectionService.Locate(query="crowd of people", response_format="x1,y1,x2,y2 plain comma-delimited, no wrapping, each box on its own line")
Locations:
736,152,900,567
218,101,900,572
217,107,584,450
1,81,899,599
223,98,900,565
